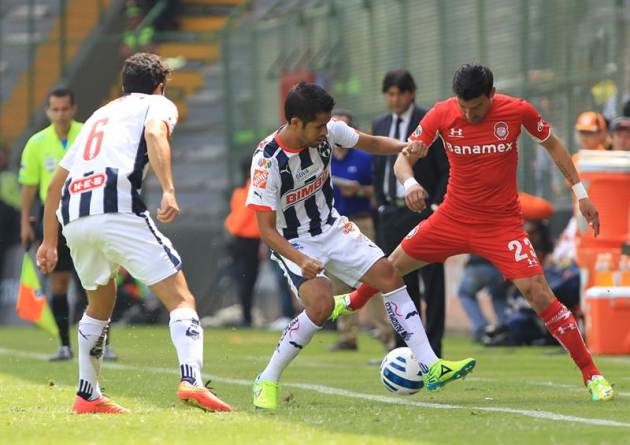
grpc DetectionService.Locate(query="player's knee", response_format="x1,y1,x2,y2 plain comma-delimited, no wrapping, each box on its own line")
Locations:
376,260,404,293
520,277,552,309
308,299,333,326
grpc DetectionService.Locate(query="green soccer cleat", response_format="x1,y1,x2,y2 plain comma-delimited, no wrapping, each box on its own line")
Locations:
587,375,614,401
329,294,354,322
424,357,476,392
253,376,279,410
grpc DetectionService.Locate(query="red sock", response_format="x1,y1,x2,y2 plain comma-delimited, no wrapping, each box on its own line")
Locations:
349,283,379,310
539,299,600,383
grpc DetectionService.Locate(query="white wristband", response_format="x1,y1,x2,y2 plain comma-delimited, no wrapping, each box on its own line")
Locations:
572,182,588,200
403,177,419,192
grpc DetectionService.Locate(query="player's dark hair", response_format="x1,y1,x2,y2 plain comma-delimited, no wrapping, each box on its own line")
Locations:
47,86,75,106
122,52,171,94
285,82,335,125
623,99,630,118
382,69,416,94
452,64,494,100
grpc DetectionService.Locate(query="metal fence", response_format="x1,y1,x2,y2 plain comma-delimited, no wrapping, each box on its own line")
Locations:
222,0,630,207
0,0,114,148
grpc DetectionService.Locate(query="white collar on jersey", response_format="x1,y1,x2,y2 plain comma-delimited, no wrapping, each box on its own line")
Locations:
391,103,415,125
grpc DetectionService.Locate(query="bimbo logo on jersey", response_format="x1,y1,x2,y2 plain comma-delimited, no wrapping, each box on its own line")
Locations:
69,173,106,194
283,170,329,206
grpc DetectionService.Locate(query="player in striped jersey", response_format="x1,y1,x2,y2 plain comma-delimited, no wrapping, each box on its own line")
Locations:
249,82,476,410
36,53,232,414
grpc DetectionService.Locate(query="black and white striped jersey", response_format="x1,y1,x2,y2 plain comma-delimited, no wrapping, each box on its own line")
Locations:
56,93,178,226
245,119,359,239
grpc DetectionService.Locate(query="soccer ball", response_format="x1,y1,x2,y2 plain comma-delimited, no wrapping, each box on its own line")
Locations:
380,347,424,395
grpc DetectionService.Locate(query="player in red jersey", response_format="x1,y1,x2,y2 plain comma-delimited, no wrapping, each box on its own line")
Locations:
332,64,613,401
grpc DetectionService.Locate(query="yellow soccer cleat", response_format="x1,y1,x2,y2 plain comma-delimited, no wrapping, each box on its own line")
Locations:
253,376,279,410
424,358,476,392
586,375,614,401
329,294,354,322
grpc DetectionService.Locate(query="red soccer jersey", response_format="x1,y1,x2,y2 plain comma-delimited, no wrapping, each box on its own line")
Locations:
409,94,551,224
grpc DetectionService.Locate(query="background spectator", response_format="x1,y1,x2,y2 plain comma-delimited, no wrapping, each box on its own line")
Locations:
574,111,611,151
372,69,449,356
610,117,630,151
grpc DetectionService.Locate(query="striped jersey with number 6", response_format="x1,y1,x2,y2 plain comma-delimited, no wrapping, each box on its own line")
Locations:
56,93,178,226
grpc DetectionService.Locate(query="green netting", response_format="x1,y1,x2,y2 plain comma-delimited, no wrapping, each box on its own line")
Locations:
222,0,628,207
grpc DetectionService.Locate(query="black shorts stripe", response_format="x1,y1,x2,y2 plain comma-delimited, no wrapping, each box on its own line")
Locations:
271,250,305,294
141,214,181,269
104,167,118,213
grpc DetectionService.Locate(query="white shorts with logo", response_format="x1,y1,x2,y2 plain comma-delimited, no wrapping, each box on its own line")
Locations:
271,216,384,297
61,211,181,290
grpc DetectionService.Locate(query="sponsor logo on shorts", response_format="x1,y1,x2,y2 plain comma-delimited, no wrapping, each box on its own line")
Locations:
342,221,355,234
69,173,106,194
290,242,303,250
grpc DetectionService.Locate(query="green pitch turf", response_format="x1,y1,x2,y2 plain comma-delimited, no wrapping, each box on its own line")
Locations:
1,326,628,445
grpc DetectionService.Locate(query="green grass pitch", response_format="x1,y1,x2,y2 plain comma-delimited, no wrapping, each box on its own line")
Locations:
1,326,629,445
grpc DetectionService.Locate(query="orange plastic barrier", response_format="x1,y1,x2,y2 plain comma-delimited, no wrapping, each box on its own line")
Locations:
575,151,630,251
585,287,630,354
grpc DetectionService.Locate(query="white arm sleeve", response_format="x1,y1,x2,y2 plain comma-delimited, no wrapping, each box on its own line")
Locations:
145,95,179,135
327,119,359,148
245,150,280,211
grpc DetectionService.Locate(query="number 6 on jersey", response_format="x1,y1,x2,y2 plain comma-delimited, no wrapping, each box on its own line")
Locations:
83,117,109,160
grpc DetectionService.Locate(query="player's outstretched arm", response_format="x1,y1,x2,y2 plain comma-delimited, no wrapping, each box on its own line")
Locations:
256,211,323,280
36,166,68,273
146,119,179,223
354,132,407,155
541,133,600,236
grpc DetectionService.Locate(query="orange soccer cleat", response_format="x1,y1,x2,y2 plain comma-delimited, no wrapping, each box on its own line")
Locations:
72,395,129,414
177,381,232,412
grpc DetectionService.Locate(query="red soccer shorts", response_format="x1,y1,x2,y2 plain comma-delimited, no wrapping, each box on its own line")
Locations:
400,209,543,280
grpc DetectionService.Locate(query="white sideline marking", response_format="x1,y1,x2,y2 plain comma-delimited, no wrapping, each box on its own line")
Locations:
1,348,628,428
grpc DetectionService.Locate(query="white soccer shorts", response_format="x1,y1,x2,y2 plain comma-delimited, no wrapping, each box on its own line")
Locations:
61,211,182,290
271,216,385,297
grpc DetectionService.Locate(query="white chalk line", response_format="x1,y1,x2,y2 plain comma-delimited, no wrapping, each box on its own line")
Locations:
0,348,628,428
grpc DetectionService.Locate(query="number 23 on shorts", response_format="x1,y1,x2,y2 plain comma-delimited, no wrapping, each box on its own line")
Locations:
508,237,538,266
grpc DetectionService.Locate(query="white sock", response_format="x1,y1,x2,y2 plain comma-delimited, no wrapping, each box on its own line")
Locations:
259,311,321,382
382,286,438,371
169,307,203,387
77,313,109,401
